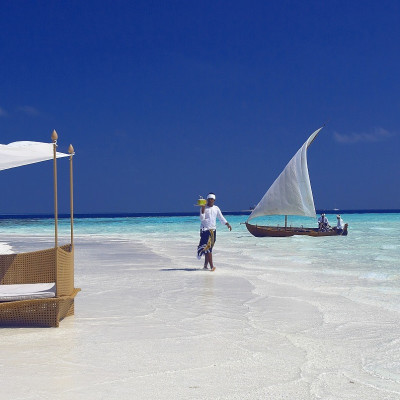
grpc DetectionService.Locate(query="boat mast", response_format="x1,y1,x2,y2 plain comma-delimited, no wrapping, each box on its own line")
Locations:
285,215,287,229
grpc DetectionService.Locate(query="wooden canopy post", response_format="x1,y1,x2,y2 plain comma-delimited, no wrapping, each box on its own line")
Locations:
68,144,75,247
52,130,58,248
284,215,287,230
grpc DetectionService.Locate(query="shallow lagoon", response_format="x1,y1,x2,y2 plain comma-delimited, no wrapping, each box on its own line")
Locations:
1,213,399,399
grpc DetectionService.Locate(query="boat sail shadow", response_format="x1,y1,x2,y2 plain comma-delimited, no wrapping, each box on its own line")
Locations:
245,126,348,238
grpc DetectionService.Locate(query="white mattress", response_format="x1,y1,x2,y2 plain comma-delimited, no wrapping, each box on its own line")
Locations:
0,283,56,302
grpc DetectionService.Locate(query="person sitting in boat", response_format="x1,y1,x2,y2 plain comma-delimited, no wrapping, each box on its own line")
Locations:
336,214,345,233
318,213,330,231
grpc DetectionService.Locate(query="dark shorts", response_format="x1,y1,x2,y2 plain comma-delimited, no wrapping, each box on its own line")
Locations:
197,229,216,259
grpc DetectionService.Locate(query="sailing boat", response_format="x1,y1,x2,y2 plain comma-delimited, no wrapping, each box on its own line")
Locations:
245,126,348,237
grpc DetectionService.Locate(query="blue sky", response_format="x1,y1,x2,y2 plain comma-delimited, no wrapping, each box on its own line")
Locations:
0,1,399,214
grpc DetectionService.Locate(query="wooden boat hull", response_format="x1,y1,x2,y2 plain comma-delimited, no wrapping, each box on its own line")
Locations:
245,222,348,237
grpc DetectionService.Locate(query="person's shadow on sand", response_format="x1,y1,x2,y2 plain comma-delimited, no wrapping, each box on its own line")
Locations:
160,268,201,272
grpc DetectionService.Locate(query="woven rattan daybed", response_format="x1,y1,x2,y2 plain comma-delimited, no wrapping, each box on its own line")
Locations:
0,131,80,327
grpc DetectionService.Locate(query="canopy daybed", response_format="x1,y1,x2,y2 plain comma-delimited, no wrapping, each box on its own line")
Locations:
0,131,80,327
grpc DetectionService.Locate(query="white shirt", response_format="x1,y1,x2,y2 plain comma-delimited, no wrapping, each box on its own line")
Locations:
318,216,329,225
200,205,227,230
336,218,344,229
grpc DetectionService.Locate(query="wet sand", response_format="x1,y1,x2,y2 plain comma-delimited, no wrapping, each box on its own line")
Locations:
1,233,400,399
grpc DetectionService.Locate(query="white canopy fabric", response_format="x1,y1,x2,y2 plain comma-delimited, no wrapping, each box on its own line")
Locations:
0,141,69,171
248,127,323,221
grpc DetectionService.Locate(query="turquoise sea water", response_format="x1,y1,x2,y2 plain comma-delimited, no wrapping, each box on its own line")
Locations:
1,213,398,283
0,213,399,288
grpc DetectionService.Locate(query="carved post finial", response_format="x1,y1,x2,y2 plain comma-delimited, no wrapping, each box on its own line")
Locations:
51,130,58,142
68,144,74,154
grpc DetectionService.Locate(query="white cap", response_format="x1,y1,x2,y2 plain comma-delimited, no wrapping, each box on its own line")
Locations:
207,193,216,200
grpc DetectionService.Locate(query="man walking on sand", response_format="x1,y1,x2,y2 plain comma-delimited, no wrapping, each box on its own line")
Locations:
197,193,232,271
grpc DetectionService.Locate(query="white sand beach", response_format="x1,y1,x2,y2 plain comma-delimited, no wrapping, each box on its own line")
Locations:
1,223,400,400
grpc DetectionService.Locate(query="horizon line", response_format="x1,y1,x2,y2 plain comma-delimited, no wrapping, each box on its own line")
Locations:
0,209,400,219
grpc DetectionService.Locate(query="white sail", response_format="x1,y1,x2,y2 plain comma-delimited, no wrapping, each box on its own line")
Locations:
248,127,323,222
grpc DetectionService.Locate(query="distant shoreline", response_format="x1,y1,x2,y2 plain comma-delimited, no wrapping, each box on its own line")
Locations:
0,209,399,220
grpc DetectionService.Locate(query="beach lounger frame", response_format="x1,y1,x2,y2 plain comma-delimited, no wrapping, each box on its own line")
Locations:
0,131,80,327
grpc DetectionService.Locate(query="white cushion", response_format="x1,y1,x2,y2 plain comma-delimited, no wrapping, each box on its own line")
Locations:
0,283,56,302
0,242,13,254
